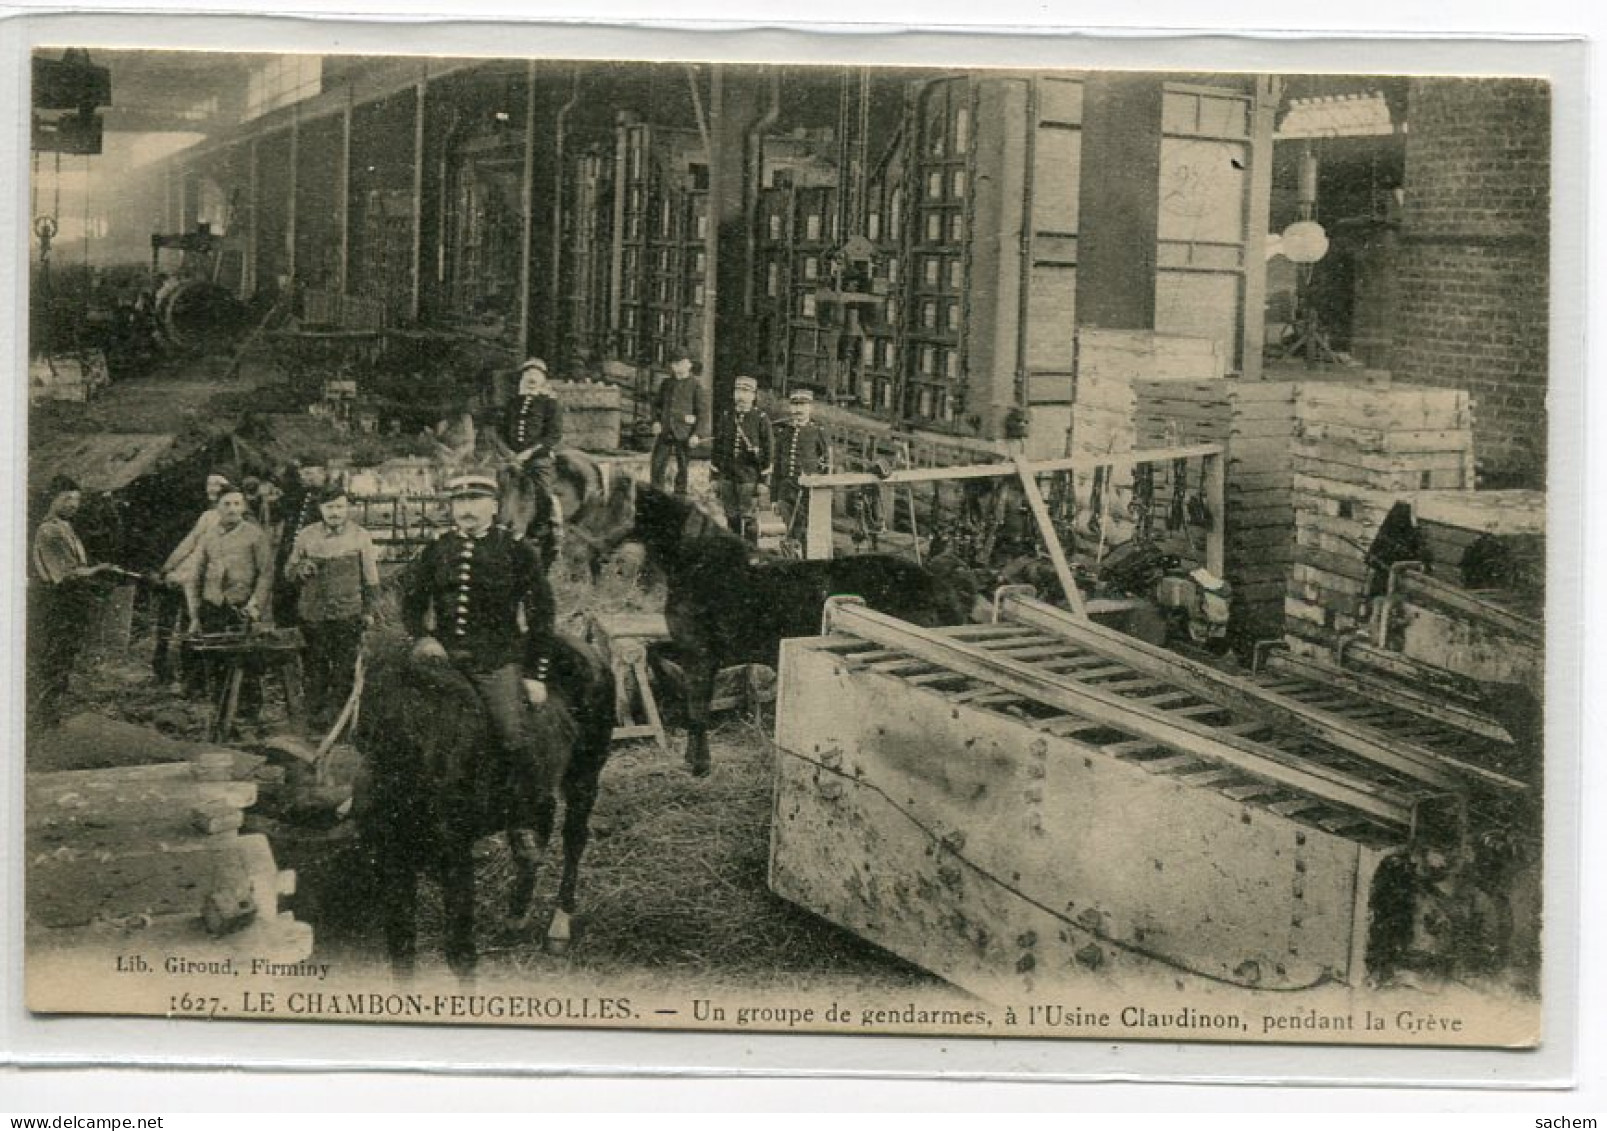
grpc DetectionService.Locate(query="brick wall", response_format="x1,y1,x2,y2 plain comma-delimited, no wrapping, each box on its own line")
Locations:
1393,78,1550,487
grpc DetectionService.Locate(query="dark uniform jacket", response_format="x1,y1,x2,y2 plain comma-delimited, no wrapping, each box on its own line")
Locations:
503,391,564,457
654,376,708,442
712,406,774,484
401,525,555,672
771,419,830,491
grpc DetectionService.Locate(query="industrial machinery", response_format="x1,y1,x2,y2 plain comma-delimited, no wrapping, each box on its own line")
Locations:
147,223,252,353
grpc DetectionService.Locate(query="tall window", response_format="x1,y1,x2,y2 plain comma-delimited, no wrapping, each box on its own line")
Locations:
954,106,971,154
805,213,822,240
766,262,779,297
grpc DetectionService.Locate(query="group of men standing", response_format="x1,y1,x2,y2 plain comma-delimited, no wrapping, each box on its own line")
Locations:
29,347,823,778
28,465,381,735
651,344,832,546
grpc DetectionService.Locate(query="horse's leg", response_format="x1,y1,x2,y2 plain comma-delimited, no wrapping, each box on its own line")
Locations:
440,846,479,985
550,765,602,953
379,849,420,982
684,656,717,777
504,799,554,934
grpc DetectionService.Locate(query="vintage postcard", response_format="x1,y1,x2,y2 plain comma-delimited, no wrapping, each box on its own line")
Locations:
12,27,1572,1064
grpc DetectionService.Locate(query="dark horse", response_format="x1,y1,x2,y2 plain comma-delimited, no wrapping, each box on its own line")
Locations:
578,479,978,774
352,630,615,980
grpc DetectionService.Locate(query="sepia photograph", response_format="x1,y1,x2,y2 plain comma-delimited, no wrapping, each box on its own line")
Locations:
16,39,1561,1056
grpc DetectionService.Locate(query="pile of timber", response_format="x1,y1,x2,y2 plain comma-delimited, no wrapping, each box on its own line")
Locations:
1287,383,1475,646
1134,379,1299,643
26,717,313,965
1414,489,1546,590
550,381,624,451
1071,330,1226,460
1068,330,1225,537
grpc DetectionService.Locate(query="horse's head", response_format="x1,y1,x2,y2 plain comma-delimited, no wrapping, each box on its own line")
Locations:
570,478,732,574
570,473,640,559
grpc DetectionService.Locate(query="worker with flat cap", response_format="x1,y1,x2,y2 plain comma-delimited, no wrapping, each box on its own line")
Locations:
29,475,116,728
650,345,708,496
154,470,234,683
401,472,558,776
184,484,275,731
284,481,381,731
500,357,565,569
771,389,831,545
711,375,773,545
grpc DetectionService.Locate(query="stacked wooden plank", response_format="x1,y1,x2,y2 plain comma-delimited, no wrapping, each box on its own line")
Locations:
1135,379,1299,643
26,746,314,965
1287,383,1475,646
1413,489,1545,583
1063,330,1227,544
1071,329,1226,459
551,380,624,451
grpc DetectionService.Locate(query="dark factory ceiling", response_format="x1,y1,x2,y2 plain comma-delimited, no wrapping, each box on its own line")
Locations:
40,48,1413,150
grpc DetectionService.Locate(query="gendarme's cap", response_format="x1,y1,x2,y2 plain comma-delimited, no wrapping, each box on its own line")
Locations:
446,473,499,499
788,389,815,404
519,357,549,375
734,376,758,393
667,345,693,364
315,482,350,505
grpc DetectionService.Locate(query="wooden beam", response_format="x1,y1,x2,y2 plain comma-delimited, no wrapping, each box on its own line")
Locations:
1204,450,1226,577
1393,568,1542,646
804,486,835,560
798,442,1224,489
1263,651,1514,745
245,138,259,298
1240,76,1280,380
517,58,537,356
822,600,1424,828
285,109,299,283
409,75,427,323
998,591,1526,795
337,91,352,296
1013,456,1086,616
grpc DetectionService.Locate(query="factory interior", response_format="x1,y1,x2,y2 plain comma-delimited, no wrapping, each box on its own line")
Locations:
24,49,1550,1027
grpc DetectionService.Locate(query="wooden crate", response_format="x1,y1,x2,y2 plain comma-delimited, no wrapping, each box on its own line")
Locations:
771,634,1402,1001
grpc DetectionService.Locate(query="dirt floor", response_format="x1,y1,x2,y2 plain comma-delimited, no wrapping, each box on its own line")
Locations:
55,603,939,996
